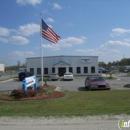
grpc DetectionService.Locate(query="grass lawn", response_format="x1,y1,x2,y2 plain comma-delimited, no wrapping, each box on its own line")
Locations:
0,90,130,117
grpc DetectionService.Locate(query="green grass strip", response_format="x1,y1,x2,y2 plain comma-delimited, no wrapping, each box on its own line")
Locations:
0,90,130,117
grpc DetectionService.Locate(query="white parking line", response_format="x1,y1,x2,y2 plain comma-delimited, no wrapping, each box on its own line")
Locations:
0,79,13,83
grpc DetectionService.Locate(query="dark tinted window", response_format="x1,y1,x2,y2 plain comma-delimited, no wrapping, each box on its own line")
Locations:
44,68,48,74
30,68,34,74
84,67,88,73
69,67,73,73
91,67,95,73
37,68,41,74
52,68,55,73
77,67,80,73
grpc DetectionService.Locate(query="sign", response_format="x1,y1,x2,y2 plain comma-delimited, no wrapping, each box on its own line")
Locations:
22,76,38,91
81,58,91,63
118,119,130,129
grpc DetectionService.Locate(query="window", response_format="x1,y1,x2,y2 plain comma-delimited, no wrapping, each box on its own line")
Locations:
69,67,73,73
44,68,48,74
37,68,41,75
84,67,88,73
52,68,55,73
91,66,95,73
77,67,81,73
30,68,34,74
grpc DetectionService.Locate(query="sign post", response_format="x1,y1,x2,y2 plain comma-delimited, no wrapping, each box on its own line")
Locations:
22,76,38,91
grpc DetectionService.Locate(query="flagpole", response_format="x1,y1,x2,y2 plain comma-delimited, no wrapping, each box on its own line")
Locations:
40,13,43,86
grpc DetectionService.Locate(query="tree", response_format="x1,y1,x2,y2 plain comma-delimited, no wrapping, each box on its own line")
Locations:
108,71,115,78
98,61,106,68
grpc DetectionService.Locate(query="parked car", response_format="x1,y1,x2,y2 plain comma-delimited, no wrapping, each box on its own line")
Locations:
50,73,59,80
19,72,33,81
84,76,111,90
63,72,74,80
99,69,108,73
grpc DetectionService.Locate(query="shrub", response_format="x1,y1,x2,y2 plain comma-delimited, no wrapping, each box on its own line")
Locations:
38,77,50,85
11,89,38,99
37,86,47,93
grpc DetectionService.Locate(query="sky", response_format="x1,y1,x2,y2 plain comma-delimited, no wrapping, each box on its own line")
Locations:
0,0,130,66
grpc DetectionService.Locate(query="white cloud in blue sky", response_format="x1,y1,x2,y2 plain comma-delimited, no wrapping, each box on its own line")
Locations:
16,0,42,6
46,18,55,23
0,27,11,36
0,0,130,65
53,3,62,10
10,36,29,45
17,23,39,36
111,28,130,37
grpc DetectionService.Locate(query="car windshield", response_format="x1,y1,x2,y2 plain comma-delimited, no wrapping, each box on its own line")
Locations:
65,73,72,75
89,77,105,82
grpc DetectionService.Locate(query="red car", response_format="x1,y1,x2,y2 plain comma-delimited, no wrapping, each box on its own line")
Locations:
84,76,111,91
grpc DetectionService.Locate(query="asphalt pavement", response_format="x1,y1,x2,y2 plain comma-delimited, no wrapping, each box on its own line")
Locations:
0,73,130,92
0,74,17,81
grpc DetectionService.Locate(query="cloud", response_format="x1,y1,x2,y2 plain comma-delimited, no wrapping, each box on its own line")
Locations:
111,28,130,37
53,3,62,10
100,40,130,49
66,23,73,26
124,38,130,42
75,38,130,63
10,36,29,45
8,51,35,64
0,27,10,36
17,23,39,36
8,51,35,57
0,37,8,43
16,0,42,6
46,18,55,23
75,40,130,60
40,36,86,51
76,49,104,56
42,44,60,51
48,25,52,28
59,36,86,45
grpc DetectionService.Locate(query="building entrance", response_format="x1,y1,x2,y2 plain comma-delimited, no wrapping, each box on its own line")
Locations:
58,67,66,76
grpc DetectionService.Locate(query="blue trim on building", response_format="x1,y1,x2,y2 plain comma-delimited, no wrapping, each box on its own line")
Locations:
53,61,70,66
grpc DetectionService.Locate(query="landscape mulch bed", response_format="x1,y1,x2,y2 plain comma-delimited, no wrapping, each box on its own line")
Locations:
0,91,64,101
0,85,65,101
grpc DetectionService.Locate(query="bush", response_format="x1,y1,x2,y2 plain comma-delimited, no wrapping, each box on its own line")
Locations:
11,89,38,99
37,86,47,93
38,77,50,85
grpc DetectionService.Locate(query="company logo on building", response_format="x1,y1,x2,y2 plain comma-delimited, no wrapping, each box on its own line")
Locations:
118,119,130,129
81,58,91,63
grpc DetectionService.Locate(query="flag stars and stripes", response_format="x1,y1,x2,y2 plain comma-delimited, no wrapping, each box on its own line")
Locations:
41,19,60,44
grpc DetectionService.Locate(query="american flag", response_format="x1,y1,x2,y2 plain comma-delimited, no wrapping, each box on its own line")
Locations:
41,19,60,44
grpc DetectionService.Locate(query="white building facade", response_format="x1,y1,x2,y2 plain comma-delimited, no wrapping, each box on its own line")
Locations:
0,63,4,72
26,55,98,76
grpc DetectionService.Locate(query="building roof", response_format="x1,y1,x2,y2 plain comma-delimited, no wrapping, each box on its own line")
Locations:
26,55,98,59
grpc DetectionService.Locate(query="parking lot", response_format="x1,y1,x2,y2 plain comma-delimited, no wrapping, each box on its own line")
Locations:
0,73,130,92
45,73,130,91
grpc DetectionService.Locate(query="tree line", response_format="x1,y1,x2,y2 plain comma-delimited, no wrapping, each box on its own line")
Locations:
99,58,130,71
